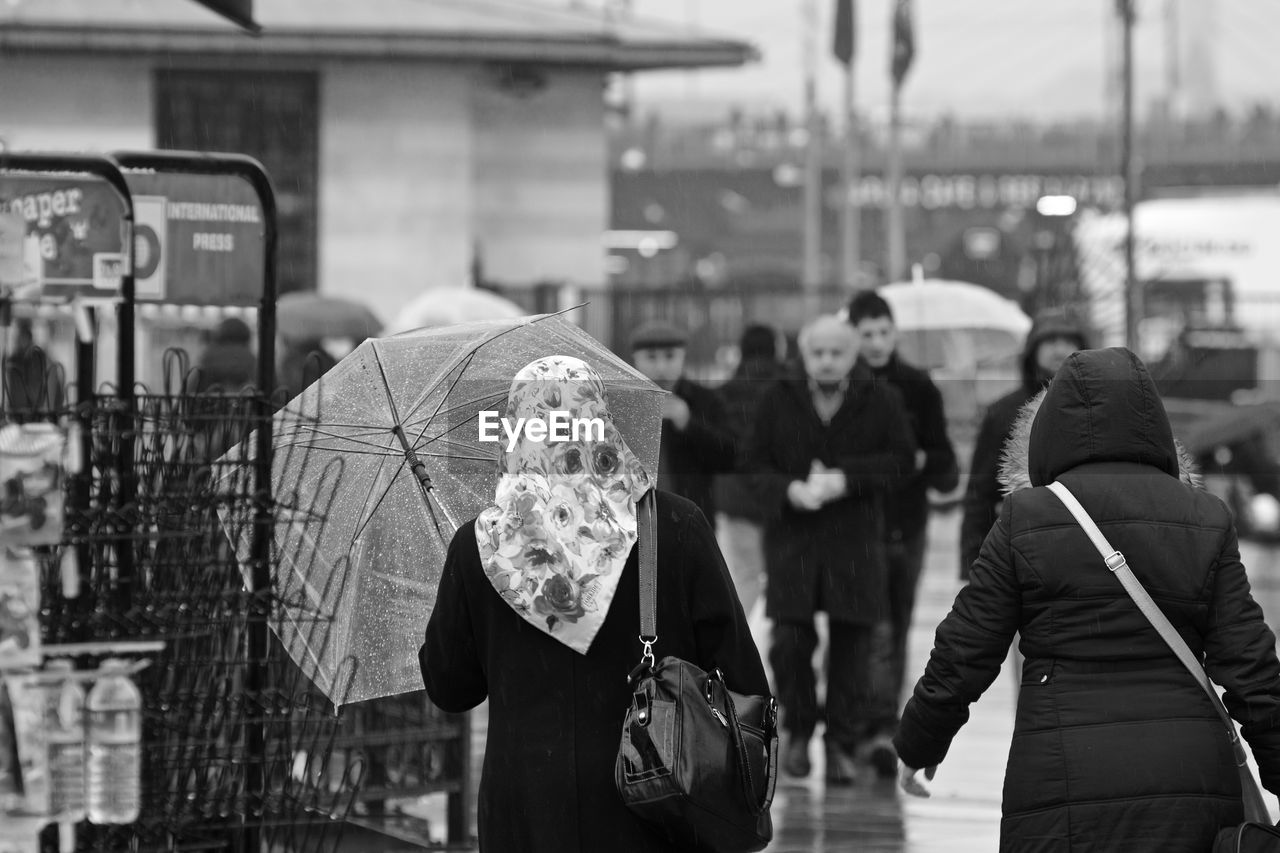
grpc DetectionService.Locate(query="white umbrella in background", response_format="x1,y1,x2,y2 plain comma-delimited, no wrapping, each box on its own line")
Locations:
876,279,1032,370
385,287,526,335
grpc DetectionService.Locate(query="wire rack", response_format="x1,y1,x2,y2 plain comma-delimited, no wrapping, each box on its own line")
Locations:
6,346,471,852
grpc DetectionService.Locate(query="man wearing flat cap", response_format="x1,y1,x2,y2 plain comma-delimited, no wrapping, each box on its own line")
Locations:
629,320,736,522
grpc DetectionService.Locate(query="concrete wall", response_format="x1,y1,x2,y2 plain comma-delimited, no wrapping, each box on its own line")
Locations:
0,52,610,325
471,68,607,289
0,54,153,152
318,60,475,321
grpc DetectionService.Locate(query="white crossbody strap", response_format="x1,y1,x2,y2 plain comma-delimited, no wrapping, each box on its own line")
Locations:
1046,480,1271,823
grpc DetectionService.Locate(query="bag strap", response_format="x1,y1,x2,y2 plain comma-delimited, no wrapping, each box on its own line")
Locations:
711,671,777,816
634,493,778,815
1046,480,1272,823
637,490,658,666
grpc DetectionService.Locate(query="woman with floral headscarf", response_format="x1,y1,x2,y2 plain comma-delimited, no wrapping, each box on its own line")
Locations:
420,356,767,853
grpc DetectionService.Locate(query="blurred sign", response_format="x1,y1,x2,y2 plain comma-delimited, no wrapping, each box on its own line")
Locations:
121,172,265,306
963,227,1001,260
0,212,24,294
0,175,130,301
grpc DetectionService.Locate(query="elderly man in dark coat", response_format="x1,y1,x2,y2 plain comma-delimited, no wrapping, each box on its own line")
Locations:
628,320,736,522
748,315,916,784
896,347,1280,851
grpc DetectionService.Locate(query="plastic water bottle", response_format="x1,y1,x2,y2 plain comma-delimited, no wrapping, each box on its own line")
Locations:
45,660,86,820
85,659,141,824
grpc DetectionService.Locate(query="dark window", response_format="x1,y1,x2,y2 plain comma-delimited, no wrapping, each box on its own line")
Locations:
155,69,319,296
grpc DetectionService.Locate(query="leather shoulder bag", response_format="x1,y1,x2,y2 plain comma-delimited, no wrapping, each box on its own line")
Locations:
1047,480,1280,852
614,491,778,852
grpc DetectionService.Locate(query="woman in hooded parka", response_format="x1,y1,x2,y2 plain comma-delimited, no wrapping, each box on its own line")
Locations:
420,356,768,853
893,347,1280,852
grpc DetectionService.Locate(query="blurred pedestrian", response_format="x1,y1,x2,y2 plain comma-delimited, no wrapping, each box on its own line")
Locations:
713,323,788,615
420,355,767,853
628,320,736,522
747,315,915,784
959,308,1088,579
191,317,256,394
4,319,65,420
277,336,338,403
847,291,959,716
896,347,1280,852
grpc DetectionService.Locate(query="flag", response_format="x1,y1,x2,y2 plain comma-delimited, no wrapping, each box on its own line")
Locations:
833,0,856,67
891,0,915,86
192,0,260,33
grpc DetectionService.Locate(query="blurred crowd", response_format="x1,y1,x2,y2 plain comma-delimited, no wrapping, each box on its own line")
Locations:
622,291,1092,784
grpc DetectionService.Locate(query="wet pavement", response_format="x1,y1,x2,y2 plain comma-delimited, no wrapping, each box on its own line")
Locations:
360,509,1280,851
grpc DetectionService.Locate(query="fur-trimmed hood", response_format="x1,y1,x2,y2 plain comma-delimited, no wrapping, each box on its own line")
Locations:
998,349,1202,495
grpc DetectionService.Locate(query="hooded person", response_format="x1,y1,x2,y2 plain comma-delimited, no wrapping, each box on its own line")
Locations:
894,346,1280,851
959,307,1089,579
192,317,257,394
420,355,767,853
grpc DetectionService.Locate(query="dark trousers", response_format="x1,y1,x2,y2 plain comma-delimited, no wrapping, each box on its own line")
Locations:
770,619,895,750
887,531,929,705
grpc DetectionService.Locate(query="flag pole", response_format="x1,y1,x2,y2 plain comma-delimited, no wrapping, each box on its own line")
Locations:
885,78,904,283
835,1,860,290
802,0,823,290
840,49,860,290
1120,0,1141,351
885,0,913,284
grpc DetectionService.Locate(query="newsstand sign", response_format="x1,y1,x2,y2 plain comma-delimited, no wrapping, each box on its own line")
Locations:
125,171,266,306
0,175,130,301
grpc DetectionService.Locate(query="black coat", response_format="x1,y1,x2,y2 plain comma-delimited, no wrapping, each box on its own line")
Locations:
958,384,1030,578
658,377,736,521
864,354,959,540
895,348,1280,852
419,491,768,853
747,370,916,624
713,357,790,522
959,310,1090,578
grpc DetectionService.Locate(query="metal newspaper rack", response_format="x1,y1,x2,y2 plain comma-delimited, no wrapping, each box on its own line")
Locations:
2,150,471,851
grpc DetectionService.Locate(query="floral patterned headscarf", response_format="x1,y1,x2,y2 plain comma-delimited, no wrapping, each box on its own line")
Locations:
475,356,652,653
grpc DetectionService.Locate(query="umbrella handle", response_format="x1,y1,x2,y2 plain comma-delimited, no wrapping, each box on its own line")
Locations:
391,424,432,490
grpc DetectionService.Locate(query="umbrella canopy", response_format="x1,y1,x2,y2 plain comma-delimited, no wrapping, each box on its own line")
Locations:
879,280,1032,334
222,313,664,706
384,287,526,335
276,292,383,342
877,280,1032,370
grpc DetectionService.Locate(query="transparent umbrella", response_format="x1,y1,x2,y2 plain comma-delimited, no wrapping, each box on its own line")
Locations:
221,313,663,707
877,280,1032,370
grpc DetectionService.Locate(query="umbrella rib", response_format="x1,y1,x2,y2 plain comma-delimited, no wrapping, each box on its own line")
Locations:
277,427,397,452
402,346,483,428
369,341,407,427
348,455,405,546
399,312,565,425
369,342,455,538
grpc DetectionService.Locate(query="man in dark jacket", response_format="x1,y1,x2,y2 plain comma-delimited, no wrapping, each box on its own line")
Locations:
193,318,257,394
848,292,959,748
713,323,788,615
959,308,1088,579
629,320,736,522
748,315,916,784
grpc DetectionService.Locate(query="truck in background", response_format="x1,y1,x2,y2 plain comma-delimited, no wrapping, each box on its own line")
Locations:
1073,192,1280,539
